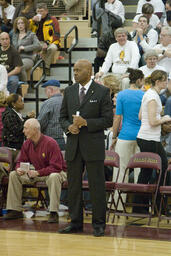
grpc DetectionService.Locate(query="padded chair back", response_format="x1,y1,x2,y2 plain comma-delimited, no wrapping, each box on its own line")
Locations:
104,150,120,168
127,152,161,171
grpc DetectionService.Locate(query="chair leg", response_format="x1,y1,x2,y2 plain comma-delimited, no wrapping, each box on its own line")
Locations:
107,190,116,222
157,195,164,227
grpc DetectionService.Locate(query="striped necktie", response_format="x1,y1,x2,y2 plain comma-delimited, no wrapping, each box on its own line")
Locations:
79,86,86,104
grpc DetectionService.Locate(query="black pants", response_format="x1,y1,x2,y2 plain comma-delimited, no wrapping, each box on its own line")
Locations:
67,148,106,229
133,138,168,213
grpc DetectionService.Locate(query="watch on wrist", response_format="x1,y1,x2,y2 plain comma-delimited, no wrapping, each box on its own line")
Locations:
162,49,165,55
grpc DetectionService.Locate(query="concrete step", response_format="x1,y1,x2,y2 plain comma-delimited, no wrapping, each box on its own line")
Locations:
55,50,96,65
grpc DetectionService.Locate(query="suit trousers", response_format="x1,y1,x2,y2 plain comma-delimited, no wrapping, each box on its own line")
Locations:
6,170,67,212
67,148,106,229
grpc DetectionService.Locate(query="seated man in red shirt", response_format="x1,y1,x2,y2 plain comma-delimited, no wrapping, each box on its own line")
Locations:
3,118,67,223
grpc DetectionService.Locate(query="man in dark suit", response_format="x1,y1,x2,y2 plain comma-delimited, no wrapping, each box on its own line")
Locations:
59,59,113,237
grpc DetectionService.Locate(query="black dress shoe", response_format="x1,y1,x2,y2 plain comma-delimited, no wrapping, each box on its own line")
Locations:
93,227,105,237
58,225,83,234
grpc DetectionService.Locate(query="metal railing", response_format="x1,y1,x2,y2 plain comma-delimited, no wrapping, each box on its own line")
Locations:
64,25,78,86
29,59,46,117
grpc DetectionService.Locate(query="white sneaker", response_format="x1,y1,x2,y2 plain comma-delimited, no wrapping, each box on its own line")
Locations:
91,31,97,38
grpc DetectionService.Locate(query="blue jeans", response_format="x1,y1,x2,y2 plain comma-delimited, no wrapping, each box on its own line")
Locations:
7,76,19,94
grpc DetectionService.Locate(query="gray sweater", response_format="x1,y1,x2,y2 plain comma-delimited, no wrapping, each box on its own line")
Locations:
12,31,42,60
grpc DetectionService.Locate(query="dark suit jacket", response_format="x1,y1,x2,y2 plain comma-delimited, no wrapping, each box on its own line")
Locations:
59,80,113,161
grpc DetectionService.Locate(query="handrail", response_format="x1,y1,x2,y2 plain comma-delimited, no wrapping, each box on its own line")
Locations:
64,25,78,86
29,58,46,117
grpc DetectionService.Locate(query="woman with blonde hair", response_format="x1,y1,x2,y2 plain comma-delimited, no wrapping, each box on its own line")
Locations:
12,16,41,81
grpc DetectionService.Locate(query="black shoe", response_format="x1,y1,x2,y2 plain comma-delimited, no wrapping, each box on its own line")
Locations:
58,225,83,234
3,210,24,220
93,227,105,237
48,212,59,223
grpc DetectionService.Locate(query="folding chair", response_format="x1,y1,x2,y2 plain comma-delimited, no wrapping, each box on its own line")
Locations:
82,150,120,222
24,150,67,210
114,152,162,225
158,164,171,227
0,147,14,209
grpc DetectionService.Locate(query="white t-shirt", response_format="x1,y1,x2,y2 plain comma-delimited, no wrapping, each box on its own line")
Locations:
136,0,165,14
133,14,160,29
0,5,15,22
105,0,125,23
153,43,171,74
139,64,166,78
101,41,140,74
0,64,9,96
137,88,162,142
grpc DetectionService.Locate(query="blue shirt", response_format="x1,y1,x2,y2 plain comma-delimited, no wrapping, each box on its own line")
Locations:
116,89,144,140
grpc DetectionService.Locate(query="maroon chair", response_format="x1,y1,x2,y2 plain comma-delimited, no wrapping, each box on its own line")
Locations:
0,147,14,209
158,164,171,227
113,152,162,225
81,150,120,222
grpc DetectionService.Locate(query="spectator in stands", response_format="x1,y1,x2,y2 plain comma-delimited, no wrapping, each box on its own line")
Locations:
166,0,171,11
91,0,125,37
131,15,158,66
110,68,145,210
133,3,161,30
95,27,140,90
2,93,35,152
136,0,165,19
164,1,171,24
166,10,171,26
37,80,65,151
0,0,15,33
12,16,41,82
0,64,9,95
139,49,166,79
30,3,61,76
3,118,67,223
94,23,132,74
133,70,171,213
0,91,7,146
12,0,36,22
153,26,171,74
0,32,23,94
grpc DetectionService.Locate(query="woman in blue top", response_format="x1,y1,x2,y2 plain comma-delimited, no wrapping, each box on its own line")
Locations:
111,68,144,210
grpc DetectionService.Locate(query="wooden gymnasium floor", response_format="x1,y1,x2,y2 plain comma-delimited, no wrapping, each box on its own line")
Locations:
1,210,171,256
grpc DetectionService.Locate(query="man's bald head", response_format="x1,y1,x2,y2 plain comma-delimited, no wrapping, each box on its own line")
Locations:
74,59,92,85
0,32,10,50
23,118,41,142
24,118,40,130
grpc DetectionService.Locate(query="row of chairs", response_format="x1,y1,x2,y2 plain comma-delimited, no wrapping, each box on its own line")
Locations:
0,147,171,226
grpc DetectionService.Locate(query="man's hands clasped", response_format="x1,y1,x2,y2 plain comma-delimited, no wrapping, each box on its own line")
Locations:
68,115,87,135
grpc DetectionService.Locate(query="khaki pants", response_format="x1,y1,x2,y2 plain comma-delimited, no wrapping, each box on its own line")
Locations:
40,42,58,68
6,171,67,212
113,139,140,210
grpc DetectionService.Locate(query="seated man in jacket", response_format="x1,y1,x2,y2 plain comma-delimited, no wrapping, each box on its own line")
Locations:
3,118,67,223
30,3,61,76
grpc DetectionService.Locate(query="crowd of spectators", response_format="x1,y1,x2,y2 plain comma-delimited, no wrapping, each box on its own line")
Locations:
0,0,171,224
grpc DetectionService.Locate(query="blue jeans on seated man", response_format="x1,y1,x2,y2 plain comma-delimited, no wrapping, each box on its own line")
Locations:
7,75,19,94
